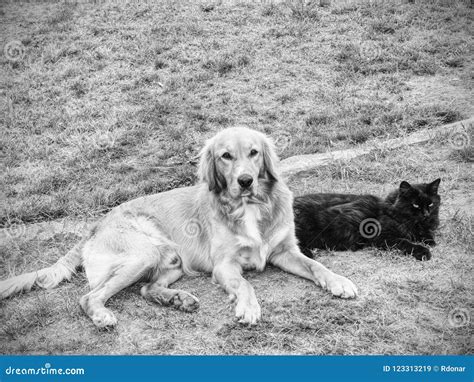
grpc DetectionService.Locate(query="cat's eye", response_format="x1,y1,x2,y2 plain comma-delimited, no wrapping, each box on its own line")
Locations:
250,149,258,157
429,203,434,207
412,204,419,208
222,152,232,160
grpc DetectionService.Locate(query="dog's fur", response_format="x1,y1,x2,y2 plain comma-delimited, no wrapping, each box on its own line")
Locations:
0,127,357,327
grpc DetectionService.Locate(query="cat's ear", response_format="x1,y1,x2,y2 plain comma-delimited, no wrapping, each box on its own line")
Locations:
427,178,441,195
399,181,412,193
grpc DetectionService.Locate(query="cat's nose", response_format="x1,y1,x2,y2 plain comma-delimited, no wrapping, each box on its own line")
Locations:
423,210,430,217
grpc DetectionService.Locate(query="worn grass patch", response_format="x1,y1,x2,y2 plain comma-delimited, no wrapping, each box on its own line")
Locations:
1,0,472,226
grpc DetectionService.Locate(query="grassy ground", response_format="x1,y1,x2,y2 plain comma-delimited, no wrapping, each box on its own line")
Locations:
1,138,472,355
1,0,473,226
0,0,472,355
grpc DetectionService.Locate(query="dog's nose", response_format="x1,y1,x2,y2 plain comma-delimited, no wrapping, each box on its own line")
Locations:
238,175,253,189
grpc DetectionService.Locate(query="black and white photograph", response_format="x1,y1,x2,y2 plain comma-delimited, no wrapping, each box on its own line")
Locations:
0,0,472,358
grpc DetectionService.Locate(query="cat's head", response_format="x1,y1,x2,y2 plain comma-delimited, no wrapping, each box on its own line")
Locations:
395,178,441,219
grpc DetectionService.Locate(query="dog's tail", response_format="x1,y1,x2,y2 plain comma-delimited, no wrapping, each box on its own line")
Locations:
0,242,83,299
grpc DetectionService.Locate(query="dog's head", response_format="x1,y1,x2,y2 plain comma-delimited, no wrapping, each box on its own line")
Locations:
198,127,279,199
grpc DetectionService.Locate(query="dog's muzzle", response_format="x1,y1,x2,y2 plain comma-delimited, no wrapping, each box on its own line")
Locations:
238,174,253,189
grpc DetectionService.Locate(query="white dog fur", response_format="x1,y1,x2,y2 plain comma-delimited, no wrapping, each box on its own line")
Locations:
0,127,357,327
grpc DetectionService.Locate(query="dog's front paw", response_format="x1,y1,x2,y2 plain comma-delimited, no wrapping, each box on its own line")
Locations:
234,298,261,325
325,274,358,299
91,308,117,328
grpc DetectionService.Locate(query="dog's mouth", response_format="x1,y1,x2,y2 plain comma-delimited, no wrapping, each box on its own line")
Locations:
240,190,252,197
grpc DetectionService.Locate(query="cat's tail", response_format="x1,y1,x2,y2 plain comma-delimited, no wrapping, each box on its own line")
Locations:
0,242,83,299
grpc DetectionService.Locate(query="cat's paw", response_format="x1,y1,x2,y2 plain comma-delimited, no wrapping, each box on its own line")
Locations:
424,238,436,247
412,245,431,261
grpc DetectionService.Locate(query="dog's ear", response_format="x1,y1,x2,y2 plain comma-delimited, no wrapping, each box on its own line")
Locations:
198,139,226,193
260,135,279,182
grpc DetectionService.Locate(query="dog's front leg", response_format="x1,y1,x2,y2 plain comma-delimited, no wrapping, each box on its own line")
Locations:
270,244,358,299
212,261,261,324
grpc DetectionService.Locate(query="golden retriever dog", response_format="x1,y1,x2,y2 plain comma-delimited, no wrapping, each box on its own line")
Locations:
0,127,357,327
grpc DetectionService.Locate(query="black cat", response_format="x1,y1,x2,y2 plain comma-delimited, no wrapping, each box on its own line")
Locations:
293,179,441,261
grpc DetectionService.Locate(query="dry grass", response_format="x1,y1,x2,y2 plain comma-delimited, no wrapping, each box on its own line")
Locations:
0,0,472,355
1,0,472,226
1,139,472,355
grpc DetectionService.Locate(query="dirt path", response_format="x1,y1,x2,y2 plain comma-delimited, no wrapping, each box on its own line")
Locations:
1,117,471,243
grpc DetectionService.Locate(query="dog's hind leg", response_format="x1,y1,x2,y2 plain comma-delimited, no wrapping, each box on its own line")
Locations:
80,256,152,328
141,265,199,313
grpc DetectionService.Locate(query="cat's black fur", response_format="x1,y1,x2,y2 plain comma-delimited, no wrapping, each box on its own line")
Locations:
293,179,441,261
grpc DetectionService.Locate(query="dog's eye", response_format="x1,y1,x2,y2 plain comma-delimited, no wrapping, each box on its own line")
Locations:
412,204,419,208
222,152,232,160
250,149,258,157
